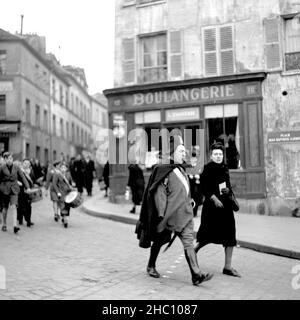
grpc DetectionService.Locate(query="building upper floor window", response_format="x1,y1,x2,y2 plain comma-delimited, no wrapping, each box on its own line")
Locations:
59,85,64,106
139,33,167,83
202,25,235,77
35,105,40,128
0,95,6,118
52,79,56,98
284,16,300,71
44,110,48,132
52,114,56,135
0,50,7,75
122,30,183,85
60,118,64,138
25,99,31,123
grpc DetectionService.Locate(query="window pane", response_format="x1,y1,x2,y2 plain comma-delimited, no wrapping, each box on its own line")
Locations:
144,54,154,67
285,18,300,53
157,34,167,51
157,52,167,66
205,104,240,169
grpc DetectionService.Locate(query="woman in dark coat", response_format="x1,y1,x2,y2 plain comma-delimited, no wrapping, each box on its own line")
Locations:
195,143,241,277
127,163,145,214
102,161,109,197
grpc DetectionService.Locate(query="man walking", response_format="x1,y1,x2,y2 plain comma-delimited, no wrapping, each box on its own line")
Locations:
0,152,30,234
136,135,213,286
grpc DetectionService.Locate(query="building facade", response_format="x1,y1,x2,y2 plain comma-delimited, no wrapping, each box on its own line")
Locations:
0,29,51,163
104,0,300,215
0,29,99,165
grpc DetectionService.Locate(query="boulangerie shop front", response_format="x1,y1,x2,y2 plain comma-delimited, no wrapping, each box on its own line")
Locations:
104,72,267,203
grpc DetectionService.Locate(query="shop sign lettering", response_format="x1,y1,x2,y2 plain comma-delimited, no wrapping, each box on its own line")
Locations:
133,84,235,107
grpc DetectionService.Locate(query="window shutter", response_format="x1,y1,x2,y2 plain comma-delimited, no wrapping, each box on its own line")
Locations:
122,38,135,84
220,25,234,75
169,30,183,79
264,17,281,70
203,27,217,76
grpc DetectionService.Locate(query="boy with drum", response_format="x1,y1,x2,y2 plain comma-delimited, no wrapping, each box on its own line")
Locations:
52,162,73,228
45,161,61,222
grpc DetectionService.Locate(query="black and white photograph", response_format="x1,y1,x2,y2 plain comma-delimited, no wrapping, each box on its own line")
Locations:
0,0,300,308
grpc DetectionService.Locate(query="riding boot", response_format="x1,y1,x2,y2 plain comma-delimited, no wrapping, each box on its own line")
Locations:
184,248,213,285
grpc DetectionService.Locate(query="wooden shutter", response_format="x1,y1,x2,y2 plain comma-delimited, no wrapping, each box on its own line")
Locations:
264,17,281,70
203,27,217,76
169,30,183,79
220,25,234,75
122,38,135,84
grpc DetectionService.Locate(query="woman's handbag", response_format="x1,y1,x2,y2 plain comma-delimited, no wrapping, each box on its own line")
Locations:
229,191,240,212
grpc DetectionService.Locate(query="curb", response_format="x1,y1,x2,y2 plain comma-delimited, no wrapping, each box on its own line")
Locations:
82,204,300,261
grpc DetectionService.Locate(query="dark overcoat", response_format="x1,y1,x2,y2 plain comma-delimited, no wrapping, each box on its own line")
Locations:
196,161,237,247
127,164,145,205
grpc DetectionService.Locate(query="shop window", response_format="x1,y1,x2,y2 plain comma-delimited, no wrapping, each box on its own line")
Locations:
44,148,49,163
26,143,30,158
36,146,41,162
0,95,6,118
0,50,7,75
203,25,235,76
134,110,161,124
284,17,300,71
139,33,167,83
205,104,240,169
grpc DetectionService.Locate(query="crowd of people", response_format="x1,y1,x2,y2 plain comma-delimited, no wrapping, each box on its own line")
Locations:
0,151,107,233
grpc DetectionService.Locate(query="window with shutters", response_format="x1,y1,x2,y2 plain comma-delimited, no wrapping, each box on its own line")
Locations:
0,50,7,75
264,17,281,70
123,38,136,84
0,95,5,118
203,25,235,77
284,16,300,71
170,30,183,79
139,33,167,83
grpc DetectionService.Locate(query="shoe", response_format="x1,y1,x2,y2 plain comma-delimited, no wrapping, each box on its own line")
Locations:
54,215,59,222
129,207,136,214
223,268,241,277
27,222,34,227
2,225,7,232
146,266,160,278
18,221,23,225
192,273,214,286
14,226,20,234
64,223,68,228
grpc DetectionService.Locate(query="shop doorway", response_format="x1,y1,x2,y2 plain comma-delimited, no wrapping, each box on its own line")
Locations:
163,122,204,168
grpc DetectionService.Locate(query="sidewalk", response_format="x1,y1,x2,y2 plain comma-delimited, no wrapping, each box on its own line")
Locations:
82,191,300,260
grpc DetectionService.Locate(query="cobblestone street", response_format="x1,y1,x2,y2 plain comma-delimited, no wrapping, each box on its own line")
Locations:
0,193,300,300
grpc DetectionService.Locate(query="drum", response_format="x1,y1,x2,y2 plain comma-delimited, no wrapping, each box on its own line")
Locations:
65,191,83,208
27,188,43,203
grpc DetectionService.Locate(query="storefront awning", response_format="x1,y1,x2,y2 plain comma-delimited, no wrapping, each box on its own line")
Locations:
0,123,18,132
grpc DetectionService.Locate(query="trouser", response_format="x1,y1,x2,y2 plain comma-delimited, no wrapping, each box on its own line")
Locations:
17,193,32,224
148,219,196,266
